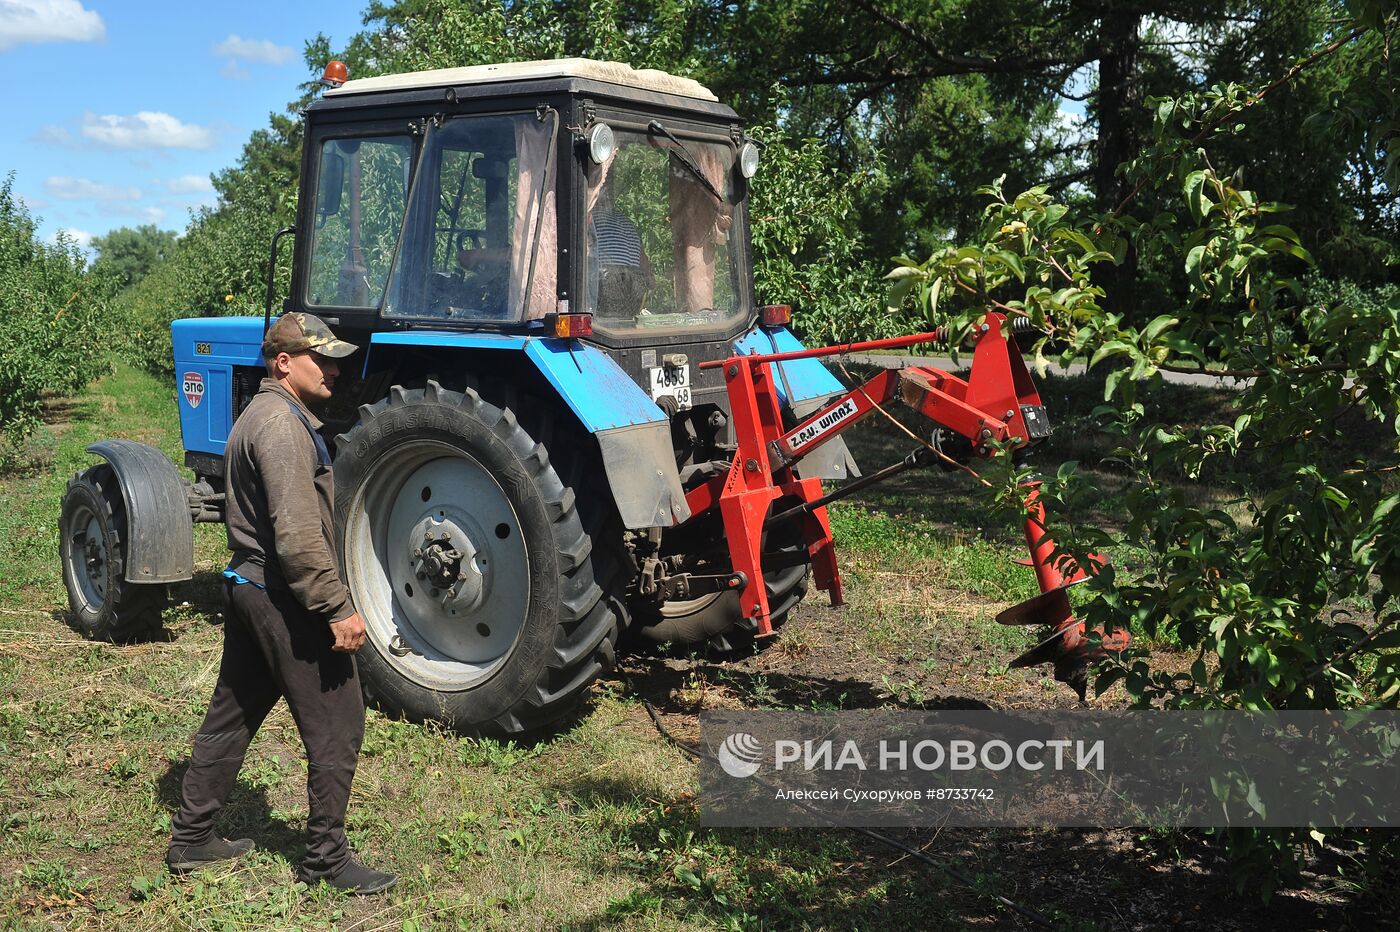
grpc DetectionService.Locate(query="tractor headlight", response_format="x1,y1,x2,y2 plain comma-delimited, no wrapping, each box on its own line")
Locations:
587,123,615,165
738,140,760,178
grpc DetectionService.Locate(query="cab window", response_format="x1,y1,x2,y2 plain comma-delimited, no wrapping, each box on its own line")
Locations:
584,129,746,337
305,135,413,309
383,113,557,322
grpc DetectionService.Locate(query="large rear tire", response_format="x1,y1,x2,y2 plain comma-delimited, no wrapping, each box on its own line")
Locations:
59,465,166,641
334,381,618,737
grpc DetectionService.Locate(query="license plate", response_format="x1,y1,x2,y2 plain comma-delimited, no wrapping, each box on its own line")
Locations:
649,364,692,410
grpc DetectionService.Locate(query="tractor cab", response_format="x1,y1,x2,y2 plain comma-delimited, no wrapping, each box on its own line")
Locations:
296,59,776,415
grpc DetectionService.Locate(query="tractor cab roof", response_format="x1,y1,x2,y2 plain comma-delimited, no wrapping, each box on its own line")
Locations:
310,58,736,121
324,58,718,102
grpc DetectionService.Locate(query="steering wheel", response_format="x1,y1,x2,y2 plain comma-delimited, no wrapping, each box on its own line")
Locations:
456,229,486,252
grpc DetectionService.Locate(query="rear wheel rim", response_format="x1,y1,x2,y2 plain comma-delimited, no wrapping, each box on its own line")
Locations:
65,503,108,611
345,439,529,691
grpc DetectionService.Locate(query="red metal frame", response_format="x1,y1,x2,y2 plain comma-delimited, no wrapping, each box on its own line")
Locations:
678,313,1127,694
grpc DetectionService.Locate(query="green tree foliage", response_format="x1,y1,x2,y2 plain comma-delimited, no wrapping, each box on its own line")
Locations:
0,176,111,465
90,224,178,291
748,124,891,341
690,0,1398,302
888,2,1400,893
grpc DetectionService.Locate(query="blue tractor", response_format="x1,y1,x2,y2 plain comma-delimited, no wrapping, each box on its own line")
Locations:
59,59,859,737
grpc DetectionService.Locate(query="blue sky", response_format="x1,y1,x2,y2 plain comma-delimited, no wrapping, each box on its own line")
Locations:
0,0,368,250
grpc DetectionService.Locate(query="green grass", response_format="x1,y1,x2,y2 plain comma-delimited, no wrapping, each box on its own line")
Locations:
0,364,227,607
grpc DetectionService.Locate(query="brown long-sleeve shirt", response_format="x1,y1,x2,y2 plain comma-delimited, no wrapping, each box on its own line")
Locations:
224,378,354,624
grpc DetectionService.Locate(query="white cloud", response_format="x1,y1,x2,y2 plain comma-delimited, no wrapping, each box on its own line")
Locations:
219,60,250,80
17,192,49,211
79,111,214,150
0,0,104,52
167,174,213,194
43,176,142,201
212,34,293,66
48,227,93,248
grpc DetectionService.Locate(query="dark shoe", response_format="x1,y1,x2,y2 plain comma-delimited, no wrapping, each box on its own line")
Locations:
317,858,397,895
166,836,255,873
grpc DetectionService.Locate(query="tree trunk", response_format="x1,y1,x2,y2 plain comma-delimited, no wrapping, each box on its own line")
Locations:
1094,5,1142,323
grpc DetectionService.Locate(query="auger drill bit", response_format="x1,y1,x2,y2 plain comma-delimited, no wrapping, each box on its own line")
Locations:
996,487,1129,700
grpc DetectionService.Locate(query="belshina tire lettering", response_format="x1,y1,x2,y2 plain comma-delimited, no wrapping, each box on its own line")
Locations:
334,380,619,737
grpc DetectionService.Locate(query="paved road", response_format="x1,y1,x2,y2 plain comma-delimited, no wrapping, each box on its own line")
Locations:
842,353,1251,389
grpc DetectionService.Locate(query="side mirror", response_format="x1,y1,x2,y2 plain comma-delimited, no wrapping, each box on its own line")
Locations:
317,152,346,222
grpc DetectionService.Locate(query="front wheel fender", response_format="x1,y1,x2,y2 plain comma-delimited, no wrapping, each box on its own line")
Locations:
84,439,193,583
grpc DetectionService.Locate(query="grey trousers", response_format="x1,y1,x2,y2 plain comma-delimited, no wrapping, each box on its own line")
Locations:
170,578,365,880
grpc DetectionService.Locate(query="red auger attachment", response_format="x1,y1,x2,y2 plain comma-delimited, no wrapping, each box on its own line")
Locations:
691,310,1126,698
997,488,1129,700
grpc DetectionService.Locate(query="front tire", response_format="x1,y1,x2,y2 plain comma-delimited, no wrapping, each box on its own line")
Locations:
59,465,166,641
335,381,618,737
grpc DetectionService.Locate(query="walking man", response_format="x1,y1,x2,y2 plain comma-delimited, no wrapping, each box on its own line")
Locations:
166,313,396,895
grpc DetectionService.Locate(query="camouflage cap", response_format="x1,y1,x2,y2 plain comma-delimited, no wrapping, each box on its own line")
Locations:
262,313,358,359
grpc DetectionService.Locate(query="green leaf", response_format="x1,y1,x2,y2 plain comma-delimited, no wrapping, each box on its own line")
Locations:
994,250,1025,282
673,864,702,889
1245,781,1266,818
1104,231,1129,265
1321,486,1350,509
1094,667,1126,695
1258,237,1314,265
925,276,943,320
1185,244,1208,290
886,276,917,312
1257,224,1301,243
1089,340,1134,368
1184,170,1213,223
1142,315,1179,342
1103,368,1125,400
1052,228,1098,256
1372,493,1400,523
1160,335,1206,360
1156,98,1175,128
